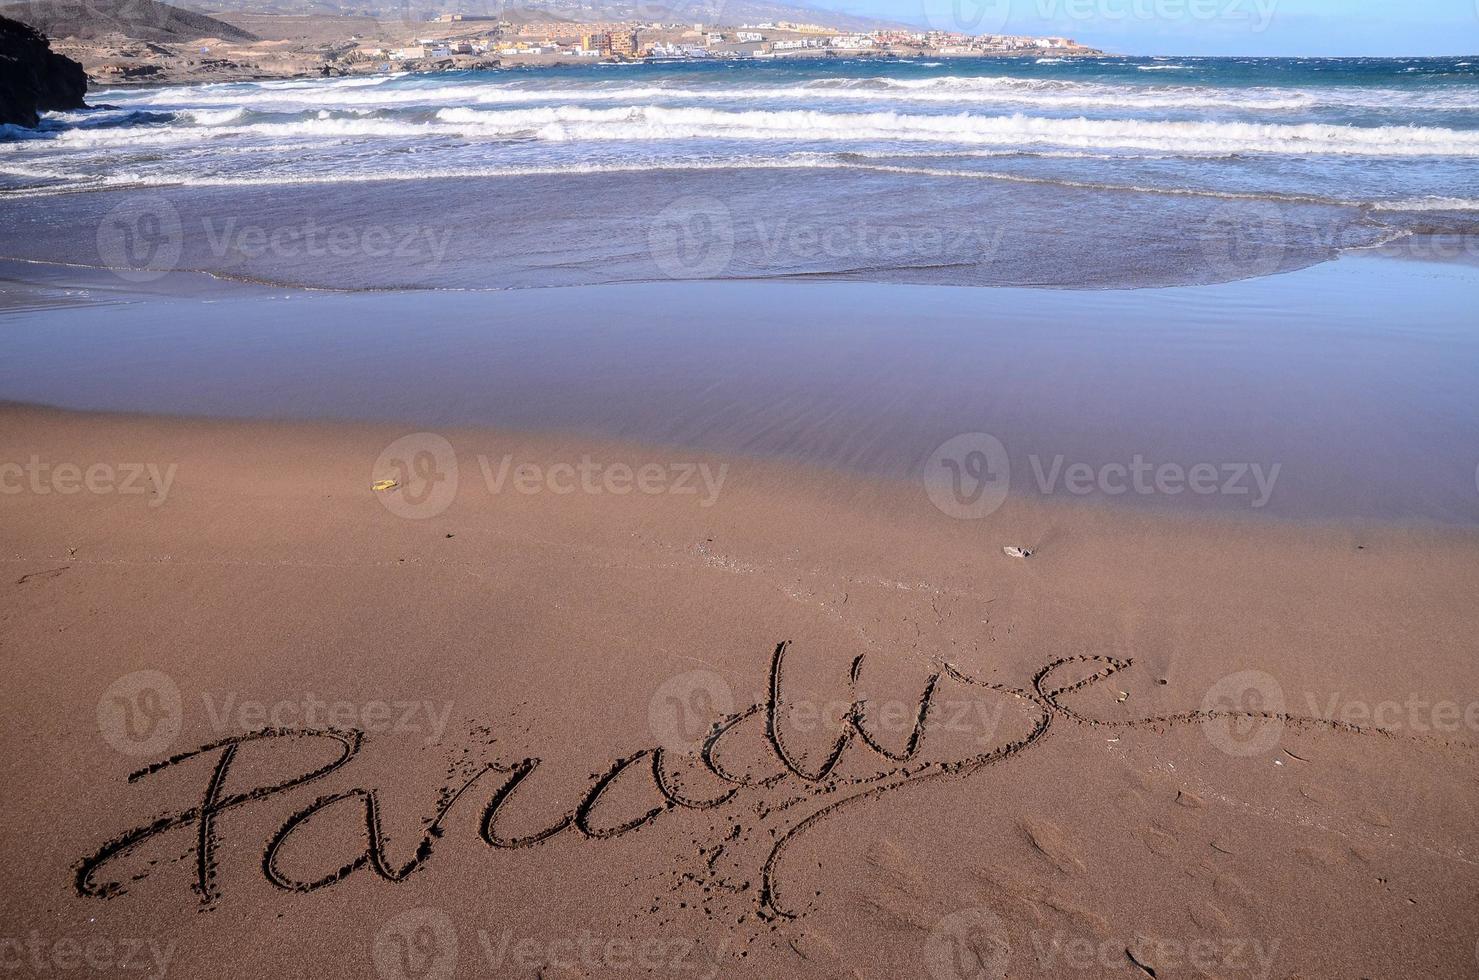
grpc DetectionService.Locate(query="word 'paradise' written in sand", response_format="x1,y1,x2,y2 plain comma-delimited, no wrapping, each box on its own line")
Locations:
74,642,1394,920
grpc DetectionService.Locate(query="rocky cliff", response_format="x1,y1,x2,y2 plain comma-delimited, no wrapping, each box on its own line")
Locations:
1,14,86,128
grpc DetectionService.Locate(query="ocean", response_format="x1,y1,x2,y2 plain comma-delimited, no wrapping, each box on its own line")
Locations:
2,55,1477,289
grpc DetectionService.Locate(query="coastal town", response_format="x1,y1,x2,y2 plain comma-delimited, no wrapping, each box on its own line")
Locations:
7,0,1098,85
369,20,1094,68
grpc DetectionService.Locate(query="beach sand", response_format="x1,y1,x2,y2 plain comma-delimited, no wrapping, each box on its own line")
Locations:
3,402,1478,977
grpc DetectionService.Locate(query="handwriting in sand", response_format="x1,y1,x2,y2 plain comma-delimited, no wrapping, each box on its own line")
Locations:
75,642,1387,920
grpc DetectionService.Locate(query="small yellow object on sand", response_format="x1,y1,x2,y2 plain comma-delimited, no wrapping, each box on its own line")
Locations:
371,480,398,492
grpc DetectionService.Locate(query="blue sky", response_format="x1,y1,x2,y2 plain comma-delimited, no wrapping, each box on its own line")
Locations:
803,0,1479,56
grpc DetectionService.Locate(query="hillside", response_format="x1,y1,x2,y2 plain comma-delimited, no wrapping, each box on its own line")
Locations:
1,0,258,42
190,0,902,33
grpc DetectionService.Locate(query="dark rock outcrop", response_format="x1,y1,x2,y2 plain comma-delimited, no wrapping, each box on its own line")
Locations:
0,14,86,128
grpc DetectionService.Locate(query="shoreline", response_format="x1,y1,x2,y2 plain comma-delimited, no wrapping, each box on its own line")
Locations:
4,254,1479,527
1,398,1475,537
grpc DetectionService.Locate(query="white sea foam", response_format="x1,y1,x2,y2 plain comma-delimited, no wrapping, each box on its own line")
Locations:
0,155,858,196
18,104,1479,158
6,66,1477,209
78,73,1479,114
1371,196,1479,211
425,105,1479,156
185,108,246,125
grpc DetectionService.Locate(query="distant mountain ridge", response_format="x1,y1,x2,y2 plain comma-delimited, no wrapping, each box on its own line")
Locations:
1,0,258,41
188,0,904,32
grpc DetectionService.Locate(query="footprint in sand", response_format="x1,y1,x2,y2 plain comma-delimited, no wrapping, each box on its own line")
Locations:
1358,805,1393,828
1142,825,1178,858
1295,845,1344,868
1188,902,1233,932
859,840,934,931
1212,872,1256,909
1019,817,1085,876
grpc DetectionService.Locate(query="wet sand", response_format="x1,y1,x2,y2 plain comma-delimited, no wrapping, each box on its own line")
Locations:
3,255,1479,525
3,403,1478,978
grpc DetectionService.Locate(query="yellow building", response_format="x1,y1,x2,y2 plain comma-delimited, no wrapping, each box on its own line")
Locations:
611,31,639,57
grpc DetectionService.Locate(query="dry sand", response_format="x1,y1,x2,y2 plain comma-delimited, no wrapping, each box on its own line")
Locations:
2,402,1478,978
